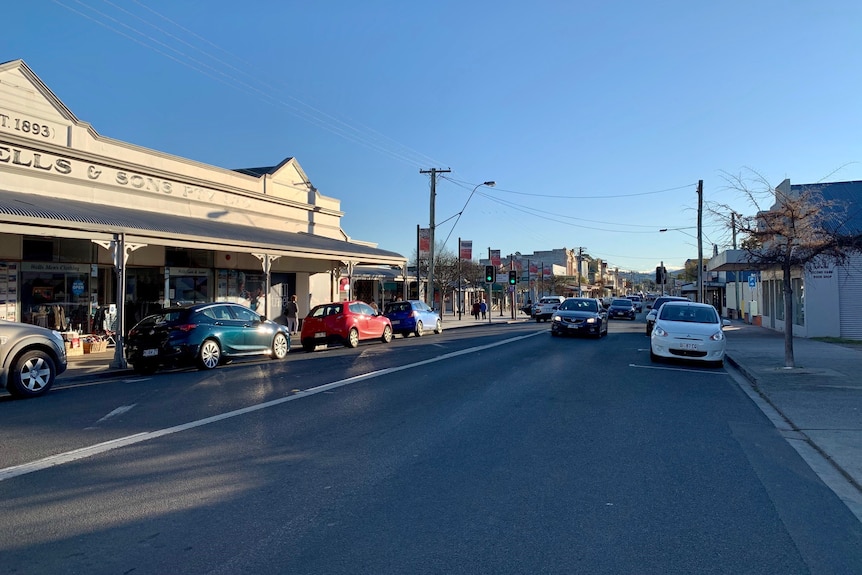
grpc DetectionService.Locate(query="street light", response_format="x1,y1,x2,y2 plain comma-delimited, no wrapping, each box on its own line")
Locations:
445,181,495,321
659,227,703,302
441,181,496,248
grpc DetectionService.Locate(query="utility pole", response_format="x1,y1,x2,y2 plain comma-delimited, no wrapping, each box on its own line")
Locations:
732,211,740,320
576,247,586,297
420,168,450,312
697,179,704,304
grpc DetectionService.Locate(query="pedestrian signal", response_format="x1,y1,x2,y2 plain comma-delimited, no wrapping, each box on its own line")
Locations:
484,265,495,283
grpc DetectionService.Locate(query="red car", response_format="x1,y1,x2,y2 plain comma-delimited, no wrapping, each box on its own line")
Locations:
300,301,393,351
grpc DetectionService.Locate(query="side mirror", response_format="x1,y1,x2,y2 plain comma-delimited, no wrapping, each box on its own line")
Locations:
722,319,731,327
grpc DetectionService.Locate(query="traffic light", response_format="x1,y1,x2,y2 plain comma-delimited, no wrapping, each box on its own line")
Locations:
508,270,517,285
656,266,663,283
484,265,496,283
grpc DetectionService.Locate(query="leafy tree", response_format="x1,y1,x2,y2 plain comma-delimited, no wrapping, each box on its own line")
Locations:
711,169,861,367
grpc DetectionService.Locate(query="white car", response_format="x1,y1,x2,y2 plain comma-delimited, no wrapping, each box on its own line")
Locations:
649,301,730,367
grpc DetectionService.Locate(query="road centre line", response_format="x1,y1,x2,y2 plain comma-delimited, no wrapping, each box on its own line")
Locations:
0,331,543,482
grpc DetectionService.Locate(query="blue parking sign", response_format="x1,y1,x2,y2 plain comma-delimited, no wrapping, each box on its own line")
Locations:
748,275,756,288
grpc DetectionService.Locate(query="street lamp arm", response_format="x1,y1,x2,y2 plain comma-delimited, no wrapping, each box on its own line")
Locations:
441,180,496,248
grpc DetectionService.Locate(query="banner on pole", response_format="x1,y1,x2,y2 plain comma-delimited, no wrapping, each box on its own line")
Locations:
459,240,472,260
419,228,431,257
490,250,501,267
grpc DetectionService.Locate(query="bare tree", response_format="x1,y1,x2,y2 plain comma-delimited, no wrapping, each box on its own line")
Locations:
710,169,860,367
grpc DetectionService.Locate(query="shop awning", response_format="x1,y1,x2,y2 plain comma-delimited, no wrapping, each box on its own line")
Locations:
707,249,761,272
0,189,405,266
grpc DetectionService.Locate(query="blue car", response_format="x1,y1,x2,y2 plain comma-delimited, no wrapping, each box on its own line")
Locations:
125,302,290,373
383,300,442,337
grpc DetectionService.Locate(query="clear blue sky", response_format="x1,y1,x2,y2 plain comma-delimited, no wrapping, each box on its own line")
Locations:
6,1,861,272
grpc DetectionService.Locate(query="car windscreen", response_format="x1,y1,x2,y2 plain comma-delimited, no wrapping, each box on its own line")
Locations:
560,299,597,312
385,302,411,314
660,305,718,323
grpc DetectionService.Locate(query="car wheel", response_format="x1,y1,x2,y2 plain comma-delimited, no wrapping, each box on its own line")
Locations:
551,329,558,337
197,339,221,370
8,350,56,398
346,328,360,348
271,332,289,359
381,325,393,344
415,320,424,337
302,339,315,352
650,348,661,363
434,319,443,334
711,359,724,369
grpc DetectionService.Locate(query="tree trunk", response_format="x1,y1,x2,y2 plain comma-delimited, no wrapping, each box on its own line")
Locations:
783,260,795,368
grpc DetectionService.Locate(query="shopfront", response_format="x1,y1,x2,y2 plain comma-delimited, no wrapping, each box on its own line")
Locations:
0,59,405,365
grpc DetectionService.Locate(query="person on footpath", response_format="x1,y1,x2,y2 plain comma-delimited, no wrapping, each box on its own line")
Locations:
480,300,487,319
284,294,299,334
472,301,481,320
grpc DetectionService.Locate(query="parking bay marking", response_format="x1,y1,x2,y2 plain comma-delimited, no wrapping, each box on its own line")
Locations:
630,363,729,375
0,331,543,482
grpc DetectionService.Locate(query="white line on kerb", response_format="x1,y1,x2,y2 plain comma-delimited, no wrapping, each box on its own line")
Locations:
0,331,542,482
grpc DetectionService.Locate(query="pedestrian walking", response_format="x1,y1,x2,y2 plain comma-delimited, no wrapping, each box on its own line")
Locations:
284,294,299,334
472,301,480,320
480,300,487,319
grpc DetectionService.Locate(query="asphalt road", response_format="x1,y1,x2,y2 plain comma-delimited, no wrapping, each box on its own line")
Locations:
1,320,861,574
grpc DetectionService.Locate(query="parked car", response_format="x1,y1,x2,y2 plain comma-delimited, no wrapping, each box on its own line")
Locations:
607,298,636,320
645,296,690,336
649,301,731,367
550,297,608,338
0,319,68,398
125,302,290,373
383,300,442,337
301,300,393,351
533,295,566,322
626,295,643,312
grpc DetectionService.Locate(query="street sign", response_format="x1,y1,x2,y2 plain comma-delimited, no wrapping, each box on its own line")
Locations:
748,275,756,288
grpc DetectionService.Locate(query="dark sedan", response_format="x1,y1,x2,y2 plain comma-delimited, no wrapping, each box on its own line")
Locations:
550,297,608,338
125,302,290,373
607,298,636,320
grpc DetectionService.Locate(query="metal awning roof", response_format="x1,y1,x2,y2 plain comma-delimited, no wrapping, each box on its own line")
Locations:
707,249,761,272
0,189,405,266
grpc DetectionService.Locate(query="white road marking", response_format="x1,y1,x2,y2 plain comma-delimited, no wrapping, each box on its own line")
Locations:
629,363,728,375
94,404,137,424
0,331,542,482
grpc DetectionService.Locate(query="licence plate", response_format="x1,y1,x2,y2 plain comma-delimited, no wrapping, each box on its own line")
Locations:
391,320,400,325
679,343,699,350
315,331,327,338
143,349,158,357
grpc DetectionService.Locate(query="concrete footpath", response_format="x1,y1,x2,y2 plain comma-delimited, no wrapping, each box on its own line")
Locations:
55,312,862,520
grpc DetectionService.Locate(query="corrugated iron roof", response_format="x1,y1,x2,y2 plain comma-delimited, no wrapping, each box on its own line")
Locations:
0,189,404,264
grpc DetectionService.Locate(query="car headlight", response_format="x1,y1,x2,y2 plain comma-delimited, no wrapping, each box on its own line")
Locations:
709,330,725,341
586,317,596,323
653,326,668,337
552,314,561,322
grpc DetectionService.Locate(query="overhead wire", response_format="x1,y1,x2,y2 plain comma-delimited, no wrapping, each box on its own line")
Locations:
52,0,446,170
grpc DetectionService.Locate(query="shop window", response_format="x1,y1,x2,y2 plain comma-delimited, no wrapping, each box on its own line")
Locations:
23,237,53,261
792,278,804,326
165,248,213,268
23,237,93,263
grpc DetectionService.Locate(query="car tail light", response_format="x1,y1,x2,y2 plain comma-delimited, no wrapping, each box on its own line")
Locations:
171,324,198,332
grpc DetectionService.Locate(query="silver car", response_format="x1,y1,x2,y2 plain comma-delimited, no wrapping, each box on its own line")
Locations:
0,320,68,398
